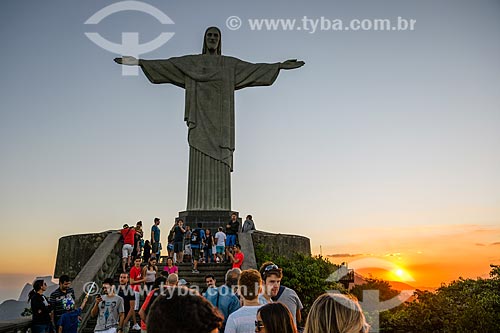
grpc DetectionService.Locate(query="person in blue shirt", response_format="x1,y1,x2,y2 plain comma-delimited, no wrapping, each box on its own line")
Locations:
204,268,241,333
57,292,89,333
150,218,161,258
190,223,205,273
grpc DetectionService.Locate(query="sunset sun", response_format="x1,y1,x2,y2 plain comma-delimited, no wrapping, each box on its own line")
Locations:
391,267,415,282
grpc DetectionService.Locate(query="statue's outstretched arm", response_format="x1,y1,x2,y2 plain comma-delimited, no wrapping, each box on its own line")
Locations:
114,56,140,66
279,59,305,70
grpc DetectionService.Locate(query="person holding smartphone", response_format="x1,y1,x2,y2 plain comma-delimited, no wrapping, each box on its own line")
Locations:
91,278,124,333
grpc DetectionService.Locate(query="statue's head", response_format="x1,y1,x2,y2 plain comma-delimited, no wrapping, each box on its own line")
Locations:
202,26,222,55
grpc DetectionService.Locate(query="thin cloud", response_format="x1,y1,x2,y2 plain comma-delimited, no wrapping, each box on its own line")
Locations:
475,243,486,246
327,253,363,258
491,242,500,246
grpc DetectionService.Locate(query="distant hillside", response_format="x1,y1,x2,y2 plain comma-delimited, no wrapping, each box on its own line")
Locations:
387,280,416,291
353,272,415,290
0,276,57,322
0,300,27,321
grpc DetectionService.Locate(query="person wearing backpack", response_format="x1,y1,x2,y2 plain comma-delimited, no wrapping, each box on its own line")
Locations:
167,222,176,259
132,221,143,261
190,223,205,273
120,224,136,273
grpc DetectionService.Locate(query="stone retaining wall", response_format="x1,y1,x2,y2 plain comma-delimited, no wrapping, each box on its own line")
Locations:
251,230,311,259
54,231,113,278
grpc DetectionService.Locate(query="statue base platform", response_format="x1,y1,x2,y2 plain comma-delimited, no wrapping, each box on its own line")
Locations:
177,210,241,230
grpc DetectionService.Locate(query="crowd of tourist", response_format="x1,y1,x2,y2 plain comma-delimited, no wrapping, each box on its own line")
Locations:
119,214,252,274
29,263,369,333
28,214,370,332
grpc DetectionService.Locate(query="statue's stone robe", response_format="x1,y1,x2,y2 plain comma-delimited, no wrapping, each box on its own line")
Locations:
140,55,281,210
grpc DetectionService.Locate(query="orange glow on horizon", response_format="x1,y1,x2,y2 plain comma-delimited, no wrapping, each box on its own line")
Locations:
318,224,500,289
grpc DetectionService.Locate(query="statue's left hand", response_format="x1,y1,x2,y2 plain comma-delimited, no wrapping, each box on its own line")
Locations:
280,59,305,70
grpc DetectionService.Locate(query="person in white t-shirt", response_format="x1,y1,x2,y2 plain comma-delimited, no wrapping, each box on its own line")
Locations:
224,269,262,333
214,227,227,263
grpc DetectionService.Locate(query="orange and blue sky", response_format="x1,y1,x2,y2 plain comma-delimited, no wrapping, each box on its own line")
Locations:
1,0,499,302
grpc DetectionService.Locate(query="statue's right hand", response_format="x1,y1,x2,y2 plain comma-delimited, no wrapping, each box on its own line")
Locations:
114,56,139,66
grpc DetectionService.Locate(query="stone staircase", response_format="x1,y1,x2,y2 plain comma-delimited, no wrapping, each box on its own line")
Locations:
80,257,231,333
173,262,232,287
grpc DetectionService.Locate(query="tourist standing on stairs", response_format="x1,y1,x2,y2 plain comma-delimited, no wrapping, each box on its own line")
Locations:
227,244,244,270
29,280,52,333
173,219,186,263
117,273,141,332
150,218,161,259
190,223,205,273
226,214,239,251
215,227,226,263
204,229,215,263
129,258,145,309
162,256,178,275
132,221,143,261
142,257,158,291
166,222,176,259
142,240,151,264
241,215,256,233
121,224,136,273
183,225,192,262
49,275,75,332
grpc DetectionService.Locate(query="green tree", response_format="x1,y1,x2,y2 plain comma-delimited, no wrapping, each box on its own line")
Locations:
254,245,346,319
350,276,400,302
381,266,500,332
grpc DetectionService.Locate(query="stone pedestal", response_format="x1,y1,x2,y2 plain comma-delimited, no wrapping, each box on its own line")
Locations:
177,210,241,230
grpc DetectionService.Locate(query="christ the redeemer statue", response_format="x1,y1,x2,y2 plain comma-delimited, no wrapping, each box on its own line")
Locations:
115,27,304,212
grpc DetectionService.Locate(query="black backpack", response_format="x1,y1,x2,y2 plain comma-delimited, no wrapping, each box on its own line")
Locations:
191,228,201,245
167,227,176,243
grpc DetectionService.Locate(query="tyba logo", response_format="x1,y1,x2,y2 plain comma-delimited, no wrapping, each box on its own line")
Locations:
85,1,174,76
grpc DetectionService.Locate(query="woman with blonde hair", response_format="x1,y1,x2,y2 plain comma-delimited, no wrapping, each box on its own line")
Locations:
304,293,369,333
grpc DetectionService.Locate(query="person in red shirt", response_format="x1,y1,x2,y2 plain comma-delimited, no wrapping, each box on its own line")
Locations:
121,224,136,273
228,244,244,269
129,258,145,315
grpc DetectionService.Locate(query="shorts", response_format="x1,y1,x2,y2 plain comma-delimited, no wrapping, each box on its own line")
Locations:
174,242,183,253
152,242,160,254
167,243,174,251
134,291,140,310
32,324,50,333
216,246,225,254
192,247,201,259
95,328,116,333
226,234,237,247
122,244,134,258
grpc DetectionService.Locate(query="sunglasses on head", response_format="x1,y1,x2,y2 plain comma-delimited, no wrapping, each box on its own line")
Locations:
264,264,279,272
254,320,265,332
